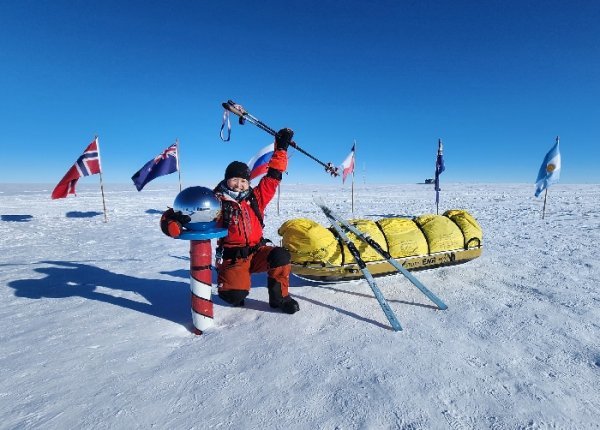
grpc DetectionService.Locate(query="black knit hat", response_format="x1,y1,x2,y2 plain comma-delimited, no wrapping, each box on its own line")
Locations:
224,161,251,180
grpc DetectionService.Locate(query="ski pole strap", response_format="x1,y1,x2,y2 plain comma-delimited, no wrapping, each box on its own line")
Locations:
220,109,231,142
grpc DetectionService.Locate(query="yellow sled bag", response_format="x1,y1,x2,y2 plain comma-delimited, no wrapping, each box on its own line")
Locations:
377,217,429,258
443,209,483,248
337,219,389,264
413,214,465,254
278,218,342,265
278,209,483,281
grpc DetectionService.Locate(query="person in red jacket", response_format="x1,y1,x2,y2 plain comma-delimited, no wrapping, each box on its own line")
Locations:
161,128,299,314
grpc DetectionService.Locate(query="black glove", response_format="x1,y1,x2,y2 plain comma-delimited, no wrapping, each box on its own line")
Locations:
275,128,294,151
160,208,191,238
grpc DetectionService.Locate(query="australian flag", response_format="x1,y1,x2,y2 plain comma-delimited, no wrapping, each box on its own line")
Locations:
132,143,178,191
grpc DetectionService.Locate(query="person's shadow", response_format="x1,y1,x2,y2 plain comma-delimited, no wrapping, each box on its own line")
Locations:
8,260,193,330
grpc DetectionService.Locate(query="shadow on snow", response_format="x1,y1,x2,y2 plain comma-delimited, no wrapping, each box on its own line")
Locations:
66,211,103,218
363,213,413,219
145,209,163,215
7,259,309,332
7,260,193,331
161,255,432,330
1,214,33,222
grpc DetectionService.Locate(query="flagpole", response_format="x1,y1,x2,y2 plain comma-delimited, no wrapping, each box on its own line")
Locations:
542,188,548,219
351,139,356,217
95,136,108,223
176,138,182,192
277,145,281,215
539,135,559,219
277,184,281,215
436,149,440,216
435,138,443,215
436,139,439,215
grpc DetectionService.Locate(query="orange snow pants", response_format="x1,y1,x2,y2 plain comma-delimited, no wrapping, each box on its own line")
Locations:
217,245,291,296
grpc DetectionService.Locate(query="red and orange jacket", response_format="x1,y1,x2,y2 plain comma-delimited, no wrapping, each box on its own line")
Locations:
214,149,287,249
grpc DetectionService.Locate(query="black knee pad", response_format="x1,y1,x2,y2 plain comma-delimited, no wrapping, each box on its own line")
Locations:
267,247,291,268
218,290,248,306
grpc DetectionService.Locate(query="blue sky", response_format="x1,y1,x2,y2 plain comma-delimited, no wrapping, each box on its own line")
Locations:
1,0,598,186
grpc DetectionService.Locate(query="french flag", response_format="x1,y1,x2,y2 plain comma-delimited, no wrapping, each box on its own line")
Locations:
247,143,275,180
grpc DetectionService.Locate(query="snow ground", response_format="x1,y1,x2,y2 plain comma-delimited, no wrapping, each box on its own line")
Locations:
1,182,599,429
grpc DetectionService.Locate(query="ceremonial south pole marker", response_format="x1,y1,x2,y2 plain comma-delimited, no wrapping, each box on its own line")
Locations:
172,187,227,335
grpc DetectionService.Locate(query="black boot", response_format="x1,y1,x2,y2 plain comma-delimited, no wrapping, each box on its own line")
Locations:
278,296,300,314
267,278,300,314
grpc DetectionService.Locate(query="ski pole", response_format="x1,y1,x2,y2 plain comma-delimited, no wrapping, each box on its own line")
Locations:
222,100,339,177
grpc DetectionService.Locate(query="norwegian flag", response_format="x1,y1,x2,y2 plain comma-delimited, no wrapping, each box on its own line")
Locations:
52,138,102,199
131,143,179,191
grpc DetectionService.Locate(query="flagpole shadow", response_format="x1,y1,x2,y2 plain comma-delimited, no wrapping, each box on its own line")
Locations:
1,214,33,222
65,211,103,218
364,213,413,219
8,260,192,330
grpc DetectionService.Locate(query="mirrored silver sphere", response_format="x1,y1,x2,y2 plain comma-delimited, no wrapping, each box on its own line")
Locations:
172,186,221,230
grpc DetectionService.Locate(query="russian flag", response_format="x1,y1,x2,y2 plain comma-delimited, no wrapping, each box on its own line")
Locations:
247,143,275,180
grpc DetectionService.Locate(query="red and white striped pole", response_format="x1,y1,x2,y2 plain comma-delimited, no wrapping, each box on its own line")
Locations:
171,186,227,336
189,240,214,335
178,228,226,335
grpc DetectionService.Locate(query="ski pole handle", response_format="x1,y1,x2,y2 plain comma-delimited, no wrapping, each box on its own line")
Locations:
222,101,277,135
222,101,249,124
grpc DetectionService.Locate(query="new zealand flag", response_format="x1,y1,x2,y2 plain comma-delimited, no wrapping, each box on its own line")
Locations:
131,143,178,191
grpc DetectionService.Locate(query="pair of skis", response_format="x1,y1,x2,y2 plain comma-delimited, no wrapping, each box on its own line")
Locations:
315,200,447,332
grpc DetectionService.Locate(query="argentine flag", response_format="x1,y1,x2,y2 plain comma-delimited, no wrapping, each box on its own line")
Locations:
534,138,561,197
